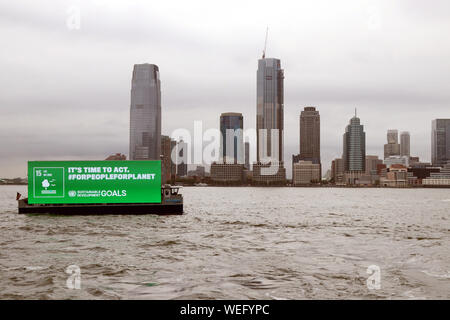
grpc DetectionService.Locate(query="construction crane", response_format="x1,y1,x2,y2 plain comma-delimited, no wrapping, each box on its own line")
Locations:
262,27,268,59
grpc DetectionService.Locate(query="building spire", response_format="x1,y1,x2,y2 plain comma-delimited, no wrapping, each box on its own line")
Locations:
262,26,268,59
355,107,357,118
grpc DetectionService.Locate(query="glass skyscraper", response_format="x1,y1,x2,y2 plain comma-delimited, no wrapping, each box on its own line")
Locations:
219,112,244,164
432,119,450,167
256,58,284,162
343,114,366,172
129,64,161,160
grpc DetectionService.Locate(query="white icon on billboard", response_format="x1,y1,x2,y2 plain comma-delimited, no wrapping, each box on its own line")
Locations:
42,179,50,189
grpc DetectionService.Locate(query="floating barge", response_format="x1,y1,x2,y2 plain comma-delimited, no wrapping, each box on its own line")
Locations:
18,185,183,215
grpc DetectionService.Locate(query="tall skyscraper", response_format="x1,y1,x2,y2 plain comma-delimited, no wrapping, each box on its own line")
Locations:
384,129,400,159
253,56,286,184
432,119,450,167
219,112,244,164
256,58,284,163
400,131,410,158
343,113,366,173
129,64,161,160
299,106,320,170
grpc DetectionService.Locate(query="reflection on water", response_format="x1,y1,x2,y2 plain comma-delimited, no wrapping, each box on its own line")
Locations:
0,185,449,299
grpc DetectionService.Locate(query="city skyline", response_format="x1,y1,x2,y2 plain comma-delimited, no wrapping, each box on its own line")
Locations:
1,1,450,178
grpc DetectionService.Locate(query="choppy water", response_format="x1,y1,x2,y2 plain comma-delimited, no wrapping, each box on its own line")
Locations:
0,185,449,299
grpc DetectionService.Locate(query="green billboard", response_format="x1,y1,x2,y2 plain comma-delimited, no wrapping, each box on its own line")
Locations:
28,160,161,204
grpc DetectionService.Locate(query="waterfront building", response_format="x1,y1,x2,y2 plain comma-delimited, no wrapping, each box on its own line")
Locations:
380,164,408,187
342,112,366,184
365,155,382,185
196,166,206,177
343,171,371,185
219,112,244,164
331,158,344,184
188,165,206,178
291,154,301,182
408,167,440,184
365,155,382,175
400,131,410,158
431,119,450,167
252,162,286,185
210,163,244,184
129,64,161,160
377,163,387,178
384,129,400,159
292,161,321,185
423,161,450,185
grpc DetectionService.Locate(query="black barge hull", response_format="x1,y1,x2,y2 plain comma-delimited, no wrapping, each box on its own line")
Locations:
18,200,183,215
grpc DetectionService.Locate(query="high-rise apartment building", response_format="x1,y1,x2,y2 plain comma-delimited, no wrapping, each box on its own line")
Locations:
431,119,450,167
129,64,161,160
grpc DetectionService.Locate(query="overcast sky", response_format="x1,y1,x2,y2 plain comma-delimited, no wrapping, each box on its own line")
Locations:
1,0,449,178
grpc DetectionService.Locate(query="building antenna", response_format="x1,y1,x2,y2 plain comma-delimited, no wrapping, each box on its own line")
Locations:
355,107,357,117
262,26,268,59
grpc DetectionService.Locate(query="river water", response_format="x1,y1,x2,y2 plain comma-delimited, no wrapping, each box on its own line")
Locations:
0,185,449,299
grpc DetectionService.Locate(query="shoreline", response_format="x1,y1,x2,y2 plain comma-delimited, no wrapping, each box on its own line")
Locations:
181,184,450,189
